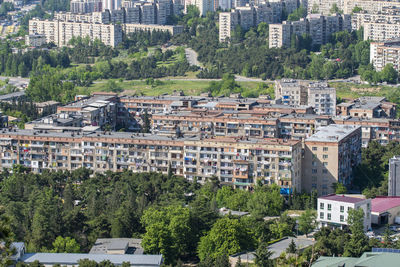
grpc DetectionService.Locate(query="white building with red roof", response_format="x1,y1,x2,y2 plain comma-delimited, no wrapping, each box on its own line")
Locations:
317,194,371,231
371,196,400,225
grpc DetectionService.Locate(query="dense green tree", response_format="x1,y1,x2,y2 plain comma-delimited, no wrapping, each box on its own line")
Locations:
344,208,370,257
254,241,274,267
269,212,296,239
247,184,284,218
51,236,81,253
197,217,255,261
298,209,317,237
141,205,193,265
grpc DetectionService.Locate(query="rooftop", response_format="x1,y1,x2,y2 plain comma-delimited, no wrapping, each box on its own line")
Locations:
319,194,367,204
312,252,400,267
371,196,400,213
306,124,360,143
21,253,162,266
90,238,143,255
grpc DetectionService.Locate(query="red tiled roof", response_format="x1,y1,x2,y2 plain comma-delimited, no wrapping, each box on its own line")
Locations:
371,196,400,213
319,194,365,204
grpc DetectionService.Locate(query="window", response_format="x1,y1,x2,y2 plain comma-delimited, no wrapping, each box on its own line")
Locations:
328,204,332,211
323,162,328,166
323,147,328,152
322,169,328,174
348,207,352,211
312,169,317,174
312,147,317,151
323,155,328,159
340,206,344,213
340,215,344,222
320,212,324,219
328,213,331,220
320,203,324,210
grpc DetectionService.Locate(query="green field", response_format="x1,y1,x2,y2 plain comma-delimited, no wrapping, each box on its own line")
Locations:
77,79,269,97
330,82,397,100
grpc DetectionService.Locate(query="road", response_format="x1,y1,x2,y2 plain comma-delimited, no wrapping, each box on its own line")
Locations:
0,76,29,88
185,48,202,68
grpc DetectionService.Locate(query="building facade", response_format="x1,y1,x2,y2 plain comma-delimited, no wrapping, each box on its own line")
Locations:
389,156,400,196
303,125,362,195
317,194,371,231
307,82,336,116
370,39,400,72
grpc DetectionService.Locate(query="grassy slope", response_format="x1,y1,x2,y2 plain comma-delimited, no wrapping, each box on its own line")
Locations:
77,79,267,96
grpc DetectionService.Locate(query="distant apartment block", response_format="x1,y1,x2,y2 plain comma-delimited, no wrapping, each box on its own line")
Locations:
364,22,400,42
351,9,400,31
29,19,123,47
317,194,371,231
70,0,103,13
343,0,400,15
25,34,47,47
123,24,184,35
389,156,400,196
185,0,214,16
370,39,400,72
307,82,336,116
269,14,351,48
303,125,362,195
307,0,344,15
274,79,308,106
337,96,396,119
219,2,293,42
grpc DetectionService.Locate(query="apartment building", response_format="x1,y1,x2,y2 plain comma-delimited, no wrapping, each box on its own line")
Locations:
219,3,285,42
274,79,308,106
389,156,400,196
364,22,400,42
303,124,362,195
307,0,344,15
0,130,302,191
151,110,279,138
70,0,103,13
307,82,336,116
54,11,111,24
269,14,351,48
219,11,239,42
29,19,123,47
352,10,400,31
370,39,400,72
279,113,334,140
269,22,291,48
123,24,184,35
317,194,371,231
336,96,396,119
343,0,400,15
25,34,47,47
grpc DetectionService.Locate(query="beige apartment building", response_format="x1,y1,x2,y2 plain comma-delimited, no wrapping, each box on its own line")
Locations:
364,22,400,42
219,11,239,42
123,24,184,35
343,0,400,15
303,124,362,195
29,19,123,47
0,130,302,191
274,79,308,106
351,11,400,31
370,39,400,72
269,14,351,48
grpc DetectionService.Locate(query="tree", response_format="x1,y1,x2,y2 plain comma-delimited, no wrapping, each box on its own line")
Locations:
0,210,13,266
197,217,255,261
270,212,296,239
106,80,123,93
141,205,193,265
298,209,317,237
333,183,347,194
254,241,274,267
380,64,398,84
330,3,342,14
247,184,284,219
141,109,151,133
344,208,370,257
52,236,81,253
286,239,297,254
287,5,307,21
383,224,394,247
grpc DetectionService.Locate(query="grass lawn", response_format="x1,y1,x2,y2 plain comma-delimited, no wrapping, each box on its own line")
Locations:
77,79,267,96
330,82,395,100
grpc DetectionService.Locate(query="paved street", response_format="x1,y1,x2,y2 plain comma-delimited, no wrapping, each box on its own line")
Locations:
0,76,29,88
